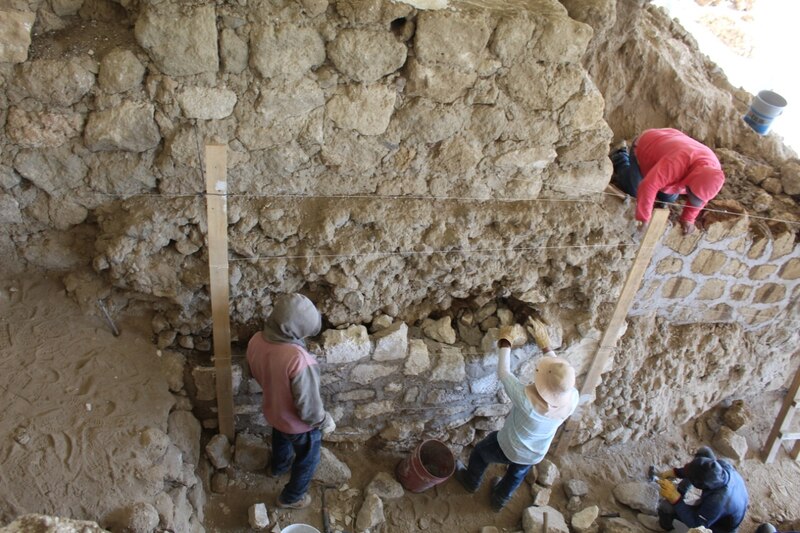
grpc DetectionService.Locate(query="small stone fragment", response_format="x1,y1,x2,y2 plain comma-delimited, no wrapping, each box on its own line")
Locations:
565,478,589,498
249,503,270,529
205,434,231,469
356,493,385,531
365,471,404,500
536,459,559,487
572,505,599,533
422,316,457,344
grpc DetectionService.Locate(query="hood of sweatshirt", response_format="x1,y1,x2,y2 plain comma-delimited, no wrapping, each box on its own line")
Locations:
262,293,322,347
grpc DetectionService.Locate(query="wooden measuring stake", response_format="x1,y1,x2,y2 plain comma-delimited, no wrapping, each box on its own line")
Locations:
554,209,670,456
205,144,235,440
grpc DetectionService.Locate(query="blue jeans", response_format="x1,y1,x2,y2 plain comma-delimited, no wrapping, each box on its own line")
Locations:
610,147,679,204
271,427,321,504
462,431,532,508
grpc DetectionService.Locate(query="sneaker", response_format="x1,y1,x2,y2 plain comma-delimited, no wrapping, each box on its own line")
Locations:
611,139,628,155
277,493,312,509
453,461,478,494
489,476,506,512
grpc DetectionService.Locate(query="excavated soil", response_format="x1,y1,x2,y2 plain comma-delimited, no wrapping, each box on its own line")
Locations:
0,274,174,526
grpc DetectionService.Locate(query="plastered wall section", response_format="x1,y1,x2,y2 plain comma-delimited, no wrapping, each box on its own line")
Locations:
630,210,800,330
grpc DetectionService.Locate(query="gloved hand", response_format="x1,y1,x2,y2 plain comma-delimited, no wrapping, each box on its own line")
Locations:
680,219,696,235
658,479,681,504
526,317,551,351
497,325,515,343
320,412,336,435
658,468,677,480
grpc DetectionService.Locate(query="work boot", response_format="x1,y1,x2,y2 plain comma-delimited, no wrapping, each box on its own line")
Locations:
277,493,312,510
453,461,478,494
489,477,507,512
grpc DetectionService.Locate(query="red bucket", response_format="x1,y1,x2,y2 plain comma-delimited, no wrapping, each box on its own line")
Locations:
395,439,455,493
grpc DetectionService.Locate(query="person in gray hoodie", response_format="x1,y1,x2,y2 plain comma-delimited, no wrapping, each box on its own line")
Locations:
247,293,335,509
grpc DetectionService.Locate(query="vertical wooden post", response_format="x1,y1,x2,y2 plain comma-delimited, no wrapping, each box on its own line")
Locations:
554,209,670,456
205,144,235,440
763,361,800,463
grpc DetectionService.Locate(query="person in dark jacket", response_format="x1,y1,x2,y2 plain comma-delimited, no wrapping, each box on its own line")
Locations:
656,447,748,533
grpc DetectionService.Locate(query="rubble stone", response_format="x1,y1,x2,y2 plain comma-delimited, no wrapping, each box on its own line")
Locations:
723,400,751,431
220,28,248,74
422,317,457,344
6,108,84,148
356,493,385,531
167,410,201,466
372,322,408,361
713,426,748,461
327,29,407,83
323,325,372,363
522,505,569,533
250,23,325,81
613,482,659,515
365,471,405,500
531,483,551,506
404,339,431,375
326,83,396,136
313,447,351,486
205,434,231,469
249,503,269,529
177,87,237,120
84,101,161,152
536,459,559,487
192,366,216,400
431,346,466,381
117,502,159,533
99,48,145,93
603,517,643,533
14,59,94,106
572,505,599,533
350,364,395,385
234,433,269,471
0,9,35,63
135,3,219,76
565,479,589,498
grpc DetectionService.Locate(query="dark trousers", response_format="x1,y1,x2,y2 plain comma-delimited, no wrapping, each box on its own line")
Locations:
610,147,679,204
462,431,532,508
271,427,321,504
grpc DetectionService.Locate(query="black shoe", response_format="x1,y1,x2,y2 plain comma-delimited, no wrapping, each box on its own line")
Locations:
454,461,478,494
489,476,507,512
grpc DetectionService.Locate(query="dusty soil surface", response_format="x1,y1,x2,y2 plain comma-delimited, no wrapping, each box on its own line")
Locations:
0,274,174,526
205,398,800,533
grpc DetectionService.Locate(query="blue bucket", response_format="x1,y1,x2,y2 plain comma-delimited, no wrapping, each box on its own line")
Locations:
743,90,787,135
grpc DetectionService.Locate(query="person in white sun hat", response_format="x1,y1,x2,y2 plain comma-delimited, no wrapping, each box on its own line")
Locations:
454,318,579,511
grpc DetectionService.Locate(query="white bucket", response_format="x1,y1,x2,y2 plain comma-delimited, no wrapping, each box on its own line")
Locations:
281,525,321,533
743,90,787,135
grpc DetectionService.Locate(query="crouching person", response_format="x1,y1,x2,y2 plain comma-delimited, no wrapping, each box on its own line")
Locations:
455,320,579,511
247,293,336,509
656,447,748,533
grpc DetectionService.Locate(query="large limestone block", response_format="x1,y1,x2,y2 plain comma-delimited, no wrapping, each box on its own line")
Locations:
355,400,394,418
404,339,430,375
422,317,456,344
389,97,469,144
431,346,465,382
84,101,161,152
350,363,395,385
415,10,491,71
13,146,87,195
323,325,372,363
177,87,237,119
613,482,659,515
327,28,407,82
504,62,584,112
0,9,35,63
14,59,94,106
713,426,748,461
257,77,325,123
250,23,325,81
405,58,477,104
356,493,385,531
490,14,537,66
522,505,569,533
6,107,84,148
326,83,396,136
135,3,218,76
534,16,593,64
220,28,248,74
372,322,408,361
98,48,145,93
313,447,352,486
168,410,202,466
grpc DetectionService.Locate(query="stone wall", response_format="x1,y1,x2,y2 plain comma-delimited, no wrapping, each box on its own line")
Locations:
632,201,800,330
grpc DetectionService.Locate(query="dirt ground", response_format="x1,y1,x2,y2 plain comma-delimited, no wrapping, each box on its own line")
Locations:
0,274,174,526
